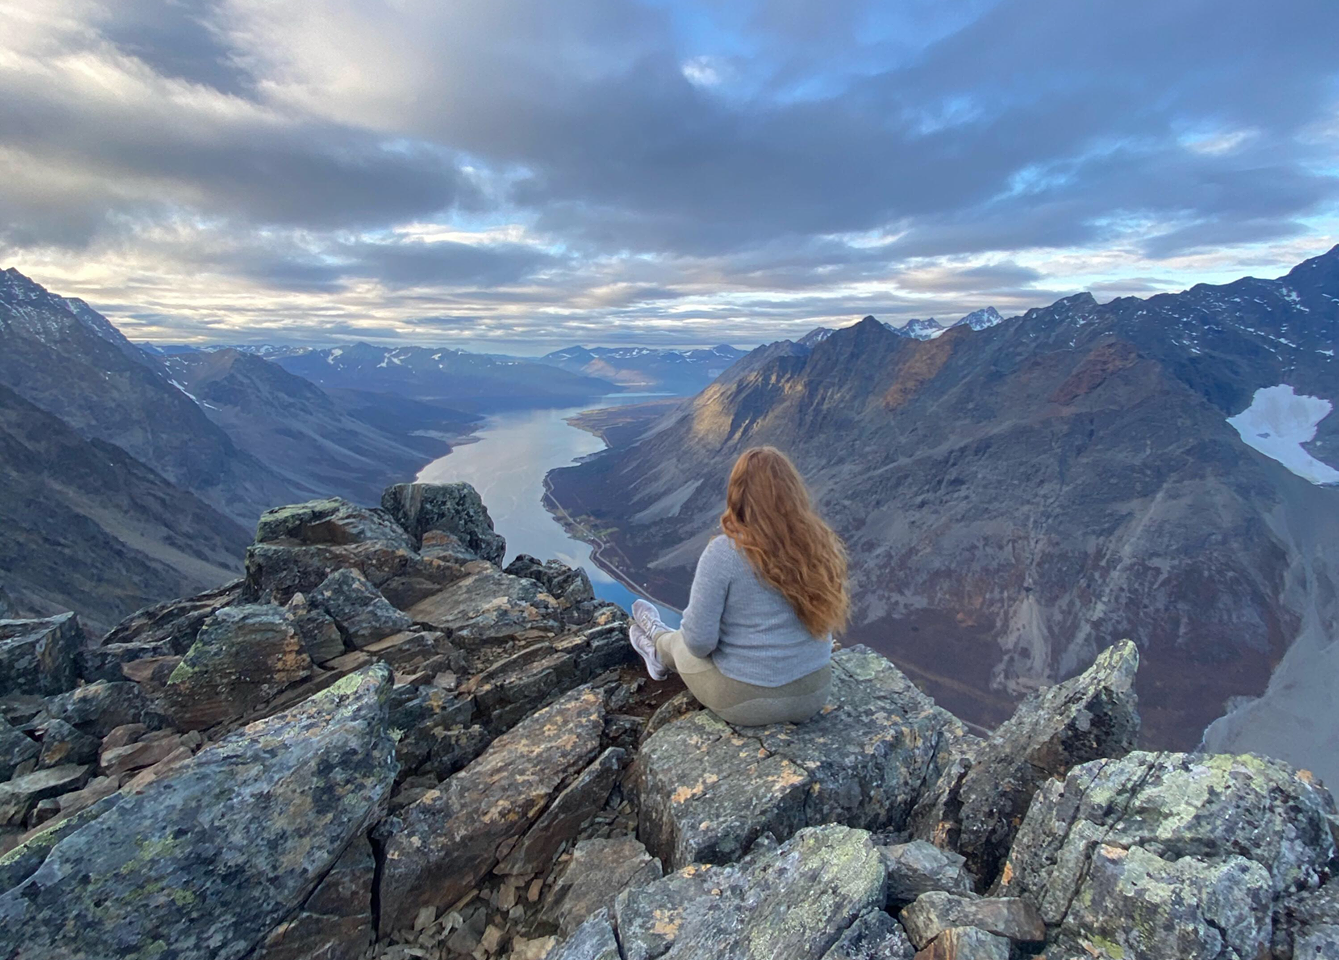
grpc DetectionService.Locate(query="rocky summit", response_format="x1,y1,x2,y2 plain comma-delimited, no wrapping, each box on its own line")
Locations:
0,482,1335,960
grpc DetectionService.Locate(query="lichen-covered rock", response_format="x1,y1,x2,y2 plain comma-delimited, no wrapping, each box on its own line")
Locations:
87,581,244,681
912,640,1140,887
244,541,467,608
912,926,1010,960
42,681,166,737
879,840,975,905
381,482,507,565
543,837,664,936
1283,883,1339,960
407,563,561,644
999,751,1338,960
822,910,914,960
0,717,38,780
635,646,962,870
897,892,1044,950
283,592,345,665
250,836,375,960
614,824,888,960
255,497,414,552
163,604,312,730
0,614,82,696
0,665,397,960
504,555,595,606
376,686,606,932
307,568,413,648
497,746,626,875
387,685,479,776
547,910,622,960
35,718,100,769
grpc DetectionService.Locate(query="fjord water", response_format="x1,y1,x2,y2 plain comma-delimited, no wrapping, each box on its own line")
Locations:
417,396,682,626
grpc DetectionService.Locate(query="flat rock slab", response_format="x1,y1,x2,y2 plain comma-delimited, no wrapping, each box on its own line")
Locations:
898,892,1044,950
0,614,82,697
377,685,606,933
912,926,1010,960
255,497,415,552
408,564,561,644
0,765,90,826
613,824,888,960
0,665,397,960
544,837,664,936
1000,751,1339,960
636,646,963,870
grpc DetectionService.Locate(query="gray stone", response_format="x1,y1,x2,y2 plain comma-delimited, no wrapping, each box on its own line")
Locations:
0,765,90,826
250,835,375,960
821,909,914,960
879,840,975,905
0,792,122,890
913,926,1011,960
635,646,963,870
283,592,345,665
615,824,887,960
897,892,1044,950
0,614,82,696
408,563,562,644
999,751,1338,960
254,497,414,551
911,640,1140,887
544,836,664,936
386,685,478,775
43,681,167,737
376,685,606,932
381,482,507,564
307,568,413,648
163,604,312,730
547,910,622,960
244,541,466,608
505,555,595,606
0,665,397,960
0,717,38,780
498,746,626,874
87,581,244,681
36,718,100,769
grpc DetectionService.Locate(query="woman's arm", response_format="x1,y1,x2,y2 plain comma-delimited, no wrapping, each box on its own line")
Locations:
679,536,732,657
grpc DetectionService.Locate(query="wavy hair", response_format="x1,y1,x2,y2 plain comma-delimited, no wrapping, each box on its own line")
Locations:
719,447,849,637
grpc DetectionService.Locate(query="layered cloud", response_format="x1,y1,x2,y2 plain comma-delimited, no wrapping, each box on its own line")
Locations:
0,0,1336,349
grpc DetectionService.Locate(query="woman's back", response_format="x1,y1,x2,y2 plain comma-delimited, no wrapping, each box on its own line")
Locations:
679,535,832,687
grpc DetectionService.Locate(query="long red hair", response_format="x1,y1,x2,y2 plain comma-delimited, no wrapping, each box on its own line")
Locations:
719,447,849,637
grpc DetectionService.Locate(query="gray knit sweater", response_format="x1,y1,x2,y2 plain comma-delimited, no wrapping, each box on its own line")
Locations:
679,535,833,687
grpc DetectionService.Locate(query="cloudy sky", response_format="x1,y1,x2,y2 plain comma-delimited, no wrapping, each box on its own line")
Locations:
1,0,1337,351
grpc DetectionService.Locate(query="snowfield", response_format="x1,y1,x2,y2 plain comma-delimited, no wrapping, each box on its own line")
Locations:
1227,384,1339,485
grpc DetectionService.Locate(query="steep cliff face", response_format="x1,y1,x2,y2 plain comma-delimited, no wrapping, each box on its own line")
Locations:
0,483,1334,960
547,247,1339,751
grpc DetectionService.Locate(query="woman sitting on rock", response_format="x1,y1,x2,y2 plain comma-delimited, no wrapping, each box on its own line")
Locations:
628,446,848,726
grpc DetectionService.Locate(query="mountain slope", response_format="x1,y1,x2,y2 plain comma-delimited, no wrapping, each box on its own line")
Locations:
538,344,748,395
0,269,295,524
273,343,615,409
159,349,466,506
0,383,247,633
547,247,1339,751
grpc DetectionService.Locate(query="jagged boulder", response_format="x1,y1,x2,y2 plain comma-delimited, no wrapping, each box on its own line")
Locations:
307,568,414,648
608,824,888,960
822,910,914,959
162,604,312,730
381,482,507,564
543,836,664,936
912,926,1010,960
505,555,595,606
0,614,82,696
0,764,90,826
42,681,166,737
0,716,39,780
245,540,467,609
387,684,480,776
999,751,1338,960
377,685,607,932
282,592,345,665
0,665,398,960
35,718,99,769
911,640,1140,887
86,581,244,681
408,563,561,645
635,646,963,870
898,892,1045,950
255,497,414,552
879,840,975,904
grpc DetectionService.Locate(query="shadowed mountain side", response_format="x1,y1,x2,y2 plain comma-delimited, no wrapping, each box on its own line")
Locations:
0,385,247,633
160,350,465,507
546,248,1339,750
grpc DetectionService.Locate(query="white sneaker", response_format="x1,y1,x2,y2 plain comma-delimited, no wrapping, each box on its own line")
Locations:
632,599,670,639
628,621,668,681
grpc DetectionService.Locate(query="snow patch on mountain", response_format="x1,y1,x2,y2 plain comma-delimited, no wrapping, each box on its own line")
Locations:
1228,385,1339,485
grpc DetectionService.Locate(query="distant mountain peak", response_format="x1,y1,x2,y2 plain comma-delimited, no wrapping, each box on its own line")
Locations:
956,306,1004,331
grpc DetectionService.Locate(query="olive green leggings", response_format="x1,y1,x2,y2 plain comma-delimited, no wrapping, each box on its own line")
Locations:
653,629,831,726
